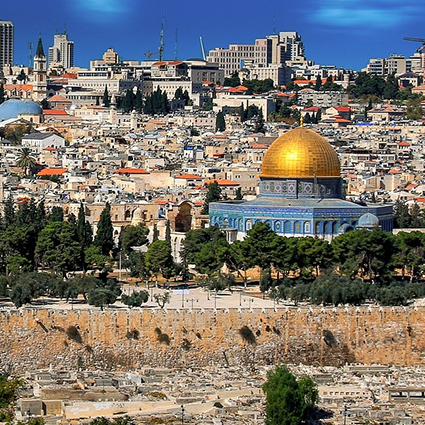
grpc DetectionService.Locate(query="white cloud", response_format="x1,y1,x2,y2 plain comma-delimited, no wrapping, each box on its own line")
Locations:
311,0,422,27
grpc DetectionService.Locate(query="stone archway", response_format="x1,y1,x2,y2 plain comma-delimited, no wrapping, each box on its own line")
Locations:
175,202,192,232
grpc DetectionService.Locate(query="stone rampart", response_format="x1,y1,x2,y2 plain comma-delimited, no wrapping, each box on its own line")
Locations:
0,306,422,371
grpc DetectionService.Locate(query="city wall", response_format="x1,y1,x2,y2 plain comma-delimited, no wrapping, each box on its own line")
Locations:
0,306,423,372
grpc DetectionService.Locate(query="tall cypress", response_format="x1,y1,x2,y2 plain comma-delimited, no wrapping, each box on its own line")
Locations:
102,86,110,107
3,194,15,228
94,203,114,255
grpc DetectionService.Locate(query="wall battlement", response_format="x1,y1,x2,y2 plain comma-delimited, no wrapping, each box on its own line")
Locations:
0,306,422,371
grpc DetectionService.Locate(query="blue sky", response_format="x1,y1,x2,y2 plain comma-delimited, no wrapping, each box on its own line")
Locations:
2,0,424,71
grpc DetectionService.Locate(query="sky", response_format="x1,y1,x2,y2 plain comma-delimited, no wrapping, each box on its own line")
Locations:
2,0,425,71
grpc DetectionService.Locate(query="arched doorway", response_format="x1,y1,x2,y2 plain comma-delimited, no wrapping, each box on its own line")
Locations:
175,202,192,232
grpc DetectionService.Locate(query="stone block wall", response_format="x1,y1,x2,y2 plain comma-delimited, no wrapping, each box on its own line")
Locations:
0,307,423,372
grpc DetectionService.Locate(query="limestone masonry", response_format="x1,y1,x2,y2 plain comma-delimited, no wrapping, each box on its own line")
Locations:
1,306,423,371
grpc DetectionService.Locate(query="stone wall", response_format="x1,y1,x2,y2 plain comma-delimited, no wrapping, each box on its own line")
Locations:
0,306,423,372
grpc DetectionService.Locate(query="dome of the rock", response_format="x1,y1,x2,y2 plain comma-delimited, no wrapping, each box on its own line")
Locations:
261,127,340,178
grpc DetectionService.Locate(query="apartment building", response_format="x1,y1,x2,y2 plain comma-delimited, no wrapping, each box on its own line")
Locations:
207,31,306,78
0,20,13,70
49,32,74,71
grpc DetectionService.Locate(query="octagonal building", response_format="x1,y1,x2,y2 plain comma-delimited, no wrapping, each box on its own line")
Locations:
209,128,393,241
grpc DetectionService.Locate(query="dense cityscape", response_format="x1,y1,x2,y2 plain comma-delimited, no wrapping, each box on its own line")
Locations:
2,15,425,425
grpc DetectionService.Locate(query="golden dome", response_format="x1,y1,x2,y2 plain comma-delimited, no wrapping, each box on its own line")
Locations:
261,128,340,178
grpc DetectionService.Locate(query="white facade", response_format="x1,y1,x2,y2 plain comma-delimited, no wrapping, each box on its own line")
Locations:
22,133,66,153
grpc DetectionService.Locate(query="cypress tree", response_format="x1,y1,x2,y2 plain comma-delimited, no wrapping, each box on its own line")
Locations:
152,223,159,242
102,86,110,107
77,203,92,248
216,111,226,132
134,88,143,112
0,83,5,105
94,203,114,255
201,181,222,215
3,194,15,228
165,220,171,245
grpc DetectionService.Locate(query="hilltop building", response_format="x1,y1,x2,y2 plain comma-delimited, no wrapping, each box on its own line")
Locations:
209,128,393,241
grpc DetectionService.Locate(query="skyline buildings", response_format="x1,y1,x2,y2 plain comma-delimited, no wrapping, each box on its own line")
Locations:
1,0,425,72
0,20,13,70
48,32,74,70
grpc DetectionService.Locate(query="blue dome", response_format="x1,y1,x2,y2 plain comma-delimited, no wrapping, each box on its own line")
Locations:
0,99,43,121
357,213,380,229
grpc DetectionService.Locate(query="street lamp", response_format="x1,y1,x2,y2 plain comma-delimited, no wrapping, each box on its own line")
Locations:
181,404,185,425
244,297,254,310
342,404,349,425
186,298,198,309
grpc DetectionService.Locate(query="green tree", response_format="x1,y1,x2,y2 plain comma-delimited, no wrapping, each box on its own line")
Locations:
263,365,318,425
3,194,15,228
152,223,159,242
0,84,5,105
134,88,143,113
120,224,149,256
165,220,171,245
0,374,22,408
215,111,226,132
87,288,117,310
102,86,110,107
121,290,149,308
49,206,64,222
234,187,243,200
35,221,82,277
394,199,411,228
145,240,173,282
153,292,170,309
331,229,396,283
254,108,265,133
395,231,425,281
223,73,241,87
77,203,93,249
201,181,222,215
16,148,36,176
314,75,322,91
94,203,114,255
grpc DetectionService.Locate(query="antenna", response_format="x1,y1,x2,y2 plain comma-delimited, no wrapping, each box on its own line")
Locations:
273,14,276,34
158,15,164,62
174,28,178,60
200,36,206,61
28,42,33,68
64,22,67,35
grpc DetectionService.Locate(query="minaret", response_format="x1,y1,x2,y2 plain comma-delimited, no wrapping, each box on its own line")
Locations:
33,37,47,102
109,93,117,125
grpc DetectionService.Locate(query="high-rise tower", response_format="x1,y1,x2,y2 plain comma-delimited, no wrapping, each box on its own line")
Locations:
33,37,47,101
48,32,74,70
0,20,14,71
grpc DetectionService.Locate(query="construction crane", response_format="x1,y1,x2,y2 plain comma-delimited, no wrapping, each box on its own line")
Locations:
144,51,157,60
200,36,206,61
403,37,425,78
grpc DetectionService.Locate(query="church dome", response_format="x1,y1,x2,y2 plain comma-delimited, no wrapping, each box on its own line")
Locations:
357,212,380,229
0,99,43,122
261,128,340,178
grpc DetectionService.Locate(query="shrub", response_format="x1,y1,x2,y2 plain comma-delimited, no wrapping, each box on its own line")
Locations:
239,325,256,345
66,326,83,344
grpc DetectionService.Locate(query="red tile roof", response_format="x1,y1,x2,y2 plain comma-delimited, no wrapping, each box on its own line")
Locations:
37,168,68,176
114,168,150,174
205,179,239,187
43,110,68,115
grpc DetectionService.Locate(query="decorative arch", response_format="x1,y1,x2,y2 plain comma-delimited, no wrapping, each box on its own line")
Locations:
175,201,192,232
